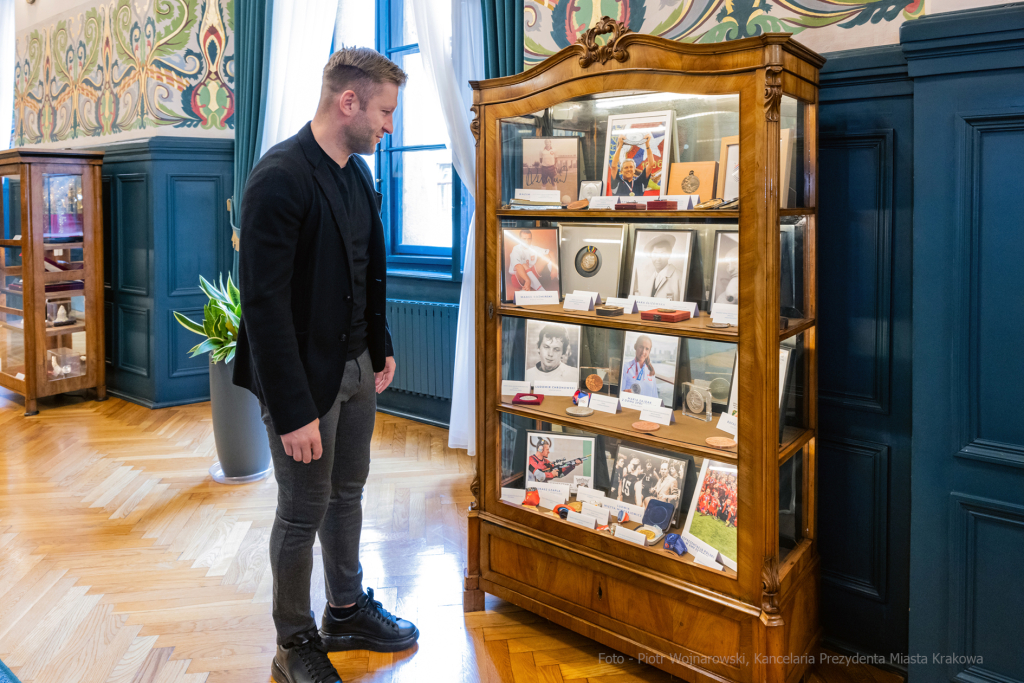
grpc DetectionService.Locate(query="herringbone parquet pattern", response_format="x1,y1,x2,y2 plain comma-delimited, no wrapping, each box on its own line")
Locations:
0,390,902,683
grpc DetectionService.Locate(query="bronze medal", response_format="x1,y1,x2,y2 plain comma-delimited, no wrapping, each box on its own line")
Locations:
585,374,604,392
632,421,661,433
681,170,700,194
706,436,737,449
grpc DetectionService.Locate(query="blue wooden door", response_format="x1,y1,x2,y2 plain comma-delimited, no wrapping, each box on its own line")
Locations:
904,6,1024,682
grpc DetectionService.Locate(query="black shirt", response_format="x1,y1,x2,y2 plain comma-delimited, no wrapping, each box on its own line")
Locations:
326,155,371,361
611,169,650,197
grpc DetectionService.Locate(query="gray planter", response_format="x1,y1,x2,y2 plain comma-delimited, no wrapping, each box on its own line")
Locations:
208,357,273,483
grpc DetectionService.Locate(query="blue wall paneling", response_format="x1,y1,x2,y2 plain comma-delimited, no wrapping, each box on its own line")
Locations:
902,4,1024,682
101,137,234,408
816,45,914,664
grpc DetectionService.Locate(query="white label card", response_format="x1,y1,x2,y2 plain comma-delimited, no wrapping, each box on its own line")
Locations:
581,502,609,523
711,303,739,325
538,492,565,510
613,524,648,546
562,293,595,311
532,481,570,502
605,297,639,313
639,405,675,426
684,532,726,570
574,486,606,505
588,394,620,414
632,296,672,312
566,511,598,529
575,394,590,408
716,412,737,436
14,372,24,381
515,290,560,306
501,380,531,396
603,499,645,522
532,381,576,397
500,487,525,505
515,188,561,203
657,301,700,318
573,290,602,306
620,393,662,412
589,196,618,210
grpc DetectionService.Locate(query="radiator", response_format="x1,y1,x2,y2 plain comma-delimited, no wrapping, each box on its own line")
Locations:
385,299,459,400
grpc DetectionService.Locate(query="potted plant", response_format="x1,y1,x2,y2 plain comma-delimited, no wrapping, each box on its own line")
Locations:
174,275,271,483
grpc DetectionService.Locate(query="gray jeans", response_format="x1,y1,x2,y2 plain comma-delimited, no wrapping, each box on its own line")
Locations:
260,350,376,645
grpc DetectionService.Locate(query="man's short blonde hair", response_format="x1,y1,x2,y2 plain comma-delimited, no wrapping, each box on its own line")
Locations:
322,47,407,109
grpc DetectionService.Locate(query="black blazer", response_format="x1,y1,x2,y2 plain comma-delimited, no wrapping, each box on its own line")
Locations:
233,123,393,435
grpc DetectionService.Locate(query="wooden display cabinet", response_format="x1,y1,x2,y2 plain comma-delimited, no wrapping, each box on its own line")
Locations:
465,20,824,683
0,149,106,415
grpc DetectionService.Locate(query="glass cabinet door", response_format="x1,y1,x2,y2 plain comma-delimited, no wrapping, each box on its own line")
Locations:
0,172,25,384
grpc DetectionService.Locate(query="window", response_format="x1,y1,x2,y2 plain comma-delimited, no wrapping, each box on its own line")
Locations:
335,0,468,278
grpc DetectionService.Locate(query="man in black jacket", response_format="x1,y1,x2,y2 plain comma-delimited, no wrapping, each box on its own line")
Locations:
235,47,418,683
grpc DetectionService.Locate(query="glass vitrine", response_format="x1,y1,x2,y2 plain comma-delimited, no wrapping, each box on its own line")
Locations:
0,150,105,415
466,24,823,683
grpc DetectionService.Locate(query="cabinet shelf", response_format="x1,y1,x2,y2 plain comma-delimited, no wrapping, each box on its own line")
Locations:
497,208,739,221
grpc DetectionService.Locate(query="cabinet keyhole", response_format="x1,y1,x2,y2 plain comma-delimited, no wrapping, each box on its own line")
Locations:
598,585,603,598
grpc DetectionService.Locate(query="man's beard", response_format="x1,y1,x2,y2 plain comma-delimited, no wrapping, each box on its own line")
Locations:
342,114,378,155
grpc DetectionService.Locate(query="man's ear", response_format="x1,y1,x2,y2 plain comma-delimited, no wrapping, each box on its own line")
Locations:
337,89,359,116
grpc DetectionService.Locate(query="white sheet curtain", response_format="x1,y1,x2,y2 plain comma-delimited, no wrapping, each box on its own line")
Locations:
261,0,340,155
0,0,14,151
413,0,484,454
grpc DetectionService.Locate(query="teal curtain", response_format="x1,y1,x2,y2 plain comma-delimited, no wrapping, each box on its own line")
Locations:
231,0,274,279
481,0,524,79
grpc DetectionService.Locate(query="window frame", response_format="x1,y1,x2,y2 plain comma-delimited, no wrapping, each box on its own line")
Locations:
373,0,465,280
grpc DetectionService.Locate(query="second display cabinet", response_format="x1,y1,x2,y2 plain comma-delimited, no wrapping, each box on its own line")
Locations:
465,21,823,683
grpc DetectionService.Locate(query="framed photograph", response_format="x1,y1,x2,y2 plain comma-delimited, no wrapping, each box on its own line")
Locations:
524,319,581,384
680,339,736,408
667,161,718,204
579,180,603,203
682,459,738,570
628,228,696,302
602,111,675,198
710,231,739,306
609,446,688,524
620,331,679,408
717,135,739,201
558,223,626,298
526,431,594,489
501,226,561,303
780,128,796,209
521,137,582,204
578,327,625,397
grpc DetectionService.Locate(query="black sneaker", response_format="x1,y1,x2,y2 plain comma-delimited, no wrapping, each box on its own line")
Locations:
271,629,342,683
319,588,419,652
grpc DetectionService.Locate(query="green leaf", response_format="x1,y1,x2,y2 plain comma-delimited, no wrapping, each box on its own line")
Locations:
200,275,230,304
189,338,219,357
173,311,206,337
217,300,240,330
227,274,240,307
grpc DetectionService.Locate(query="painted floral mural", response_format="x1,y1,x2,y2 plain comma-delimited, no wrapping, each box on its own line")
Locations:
524,0,927,66
12,0,235,146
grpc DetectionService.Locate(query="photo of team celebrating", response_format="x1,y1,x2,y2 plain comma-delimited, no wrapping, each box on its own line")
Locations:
608,447,687,524
683,460,739,566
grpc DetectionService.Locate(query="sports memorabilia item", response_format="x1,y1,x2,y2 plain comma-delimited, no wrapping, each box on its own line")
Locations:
566,406,594,417
584,373,604,392
526,432,595,488
572,389,590,405
512,393,544,405
640,308,690,323
706,436,737,449
632,420,661,433
645,200,678,210
663,533,688,556
682,382,713,421
595,305,624,317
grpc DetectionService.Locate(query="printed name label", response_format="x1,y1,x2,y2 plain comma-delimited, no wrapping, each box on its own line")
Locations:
620,393,662,412
588,394,620,414
639,405,675,426
501,380,531,396
515,290,560,306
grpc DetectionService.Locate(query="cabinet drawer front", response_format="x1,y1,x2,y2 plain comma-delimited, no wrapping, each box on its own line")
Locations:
482,523,754,681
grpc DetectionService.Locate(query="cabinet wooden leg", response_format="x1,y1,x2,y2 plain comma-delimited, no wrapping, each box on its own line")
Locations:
24,398,38,416
95,385,108,402
464,571,486,613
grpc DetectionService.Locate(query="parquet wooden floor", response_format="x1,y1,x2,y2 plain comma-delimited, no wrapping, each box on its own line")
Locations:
0,389,902,683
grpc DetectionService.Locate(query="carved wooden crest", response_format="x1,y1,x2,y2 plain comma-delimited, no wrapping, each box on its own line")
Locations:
761,555,781,614
470,104,481,146
469,472,480,510
577,17,632,69
764,66,783,123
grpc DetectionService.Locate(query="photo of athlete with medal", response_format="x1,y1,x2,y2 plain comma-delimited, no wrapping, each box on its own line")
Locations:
602,111,675,199
620,331,679,407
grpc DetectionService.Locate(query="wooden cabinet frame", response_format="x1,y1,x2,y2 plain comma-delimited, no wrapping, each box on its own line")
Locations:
465,23,823,683
0,149,106,415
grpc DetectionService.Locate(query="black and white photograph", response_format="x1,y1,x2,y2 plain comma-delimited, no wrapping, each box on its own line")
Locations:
608,446,687,522
628,228,695,302
526,431,594,489
711,231,739,306
521,137,582,205
558,223,626,297
620,331,679,407
524,319,581,384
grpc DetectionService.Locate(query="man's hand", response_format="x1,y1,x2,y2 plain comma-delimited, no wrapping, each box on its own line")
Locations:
281,419,322,464
375,356,396,394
